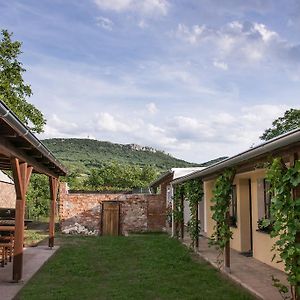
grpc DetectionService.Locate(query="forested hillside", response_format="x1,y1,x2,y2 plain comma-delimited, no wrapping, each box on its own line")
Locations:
42,138,226,190
42,138,202,174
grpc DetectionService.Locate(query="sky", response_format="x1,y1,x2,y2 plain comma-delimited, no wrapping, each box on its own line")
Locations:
1,0,300,163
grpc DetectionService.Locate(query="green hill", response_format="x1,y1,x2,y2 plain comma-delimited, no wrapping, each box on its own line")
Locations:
42,138,226,174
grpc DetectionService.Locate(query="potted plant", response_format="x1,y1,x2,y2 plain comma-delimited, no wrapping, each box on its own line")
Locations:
257,218,273,233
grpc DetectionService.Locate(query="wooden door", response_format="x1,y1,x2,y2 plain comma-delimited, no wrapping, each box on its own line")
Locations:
102,202,120,236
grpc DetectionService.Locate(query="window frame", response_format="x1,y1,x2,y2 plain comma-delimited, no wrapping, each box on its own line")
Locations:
263,179,272,220
229,185,238,226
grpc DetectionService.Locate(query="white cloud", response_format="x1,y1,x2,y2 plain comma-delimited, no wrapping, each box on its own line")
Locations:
94,0,170,16
176,23,206,44
253,23,278,42
213,60,228,70
40,101,291,164
158,64,220,96
96,16,114,30
166,104,288,149
96,112,141,133
146,102,158,114
138,19,147,28
94,0,132,12
41,114,89,138
175,21,293,64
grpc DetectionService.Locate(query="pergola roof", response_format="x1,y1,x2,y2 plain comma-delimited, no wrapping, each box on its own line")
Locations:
0,101,67,177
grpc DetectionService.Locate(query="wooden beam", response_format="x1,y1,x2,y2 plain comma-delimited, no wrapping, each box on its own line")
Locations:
195,203,199,248
11,158,32,282
49,177,58,248
0,137,59,178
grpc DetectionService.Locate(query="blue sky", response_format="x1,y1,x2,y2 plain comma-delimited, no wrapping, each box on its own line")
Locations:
1,0,300,163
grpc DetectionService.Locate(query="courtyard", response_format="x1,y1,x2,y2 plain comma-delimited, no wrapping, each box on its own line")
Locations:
17,233,253,300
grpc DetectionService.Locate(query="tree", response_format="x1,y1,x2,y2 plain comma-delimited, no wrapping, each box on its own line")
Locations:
83,162,158,191
260,109,300,141
0,29,46,133
26,174,50,220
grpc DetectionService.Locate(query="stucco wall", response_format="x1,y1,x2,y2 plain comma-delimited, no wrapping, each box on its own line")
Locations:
229,177,252,253
203,169,285,271
250,170,284,271
183,199,191,226
0,181,16,208
204,179,215,237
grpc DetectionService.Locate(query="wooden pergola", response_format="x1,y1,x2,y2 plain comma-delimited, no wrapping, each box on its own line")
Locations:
0,101,67,282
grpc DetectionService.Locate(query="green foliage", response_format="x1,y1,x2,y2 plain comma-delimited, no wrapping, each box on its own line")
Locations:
26,174,50,220
173,185,185,237
209,168,236,254
184,178,204,247
43,138,226,177
0,29,46,133
266,158,300,299
82,162,158,190
260,108,300,141
43,138,203,175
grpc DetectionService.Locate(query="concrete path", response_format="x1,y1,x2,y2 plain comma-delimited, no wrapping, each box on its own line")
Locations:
0,246,59,300
182,234,290,300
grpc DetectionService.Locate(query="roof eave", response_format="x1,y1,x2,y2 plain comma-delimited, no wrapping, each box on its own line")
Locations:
172,128,300,184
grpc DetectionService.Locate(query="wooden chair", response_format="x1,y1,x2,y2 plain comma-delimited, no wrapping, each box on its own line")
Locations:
0,245,5,267
0,233,14,266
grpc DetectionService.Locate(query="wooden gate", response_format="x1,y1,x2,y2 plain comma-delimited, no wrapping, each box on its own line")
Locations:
102,201,120,236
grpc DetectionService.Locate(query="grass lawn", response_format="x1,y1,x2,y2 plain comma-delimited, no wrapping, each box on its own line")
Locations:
24,221,49,247
18,233,254,300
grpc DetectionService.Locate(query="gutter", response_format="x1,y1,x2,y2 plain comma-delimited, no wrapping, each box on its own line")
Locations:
0,101,67,175
172,128,300,185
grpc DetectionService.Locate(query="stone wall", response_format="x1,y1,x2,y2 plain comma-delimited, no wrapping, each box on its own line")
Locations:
59,183,166,235
0,181,16,208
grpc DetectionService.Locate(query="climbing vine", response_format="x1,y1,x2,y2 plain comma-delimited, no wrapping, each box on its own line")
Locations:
209,168,236,260
173,184,185,238
266,158,300,300
185,178,204,247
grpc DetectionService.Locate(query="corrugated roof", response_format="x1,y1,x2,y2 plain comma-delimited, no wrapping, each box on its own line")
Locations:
149,167,205,188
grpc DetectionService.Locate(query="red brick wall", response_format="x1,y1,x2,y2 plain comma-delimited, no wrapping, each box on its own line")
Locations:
59,183,166,235
120,194,148,233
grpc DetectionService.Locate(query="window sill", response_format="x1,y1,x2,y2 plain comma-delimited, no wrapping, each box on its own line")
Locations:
256,229,271,235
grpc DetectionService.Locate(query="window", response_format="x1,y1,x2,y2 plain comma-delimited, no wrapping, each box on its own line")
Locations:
263,179,271,219
229,185,237,225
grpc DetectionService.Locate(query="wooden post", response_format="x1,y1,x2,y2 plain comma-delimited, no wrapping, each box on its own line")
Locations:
224,171,236,272
11,158,32,282
49,177,58,248
100,202,104,236
224,211,231,272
